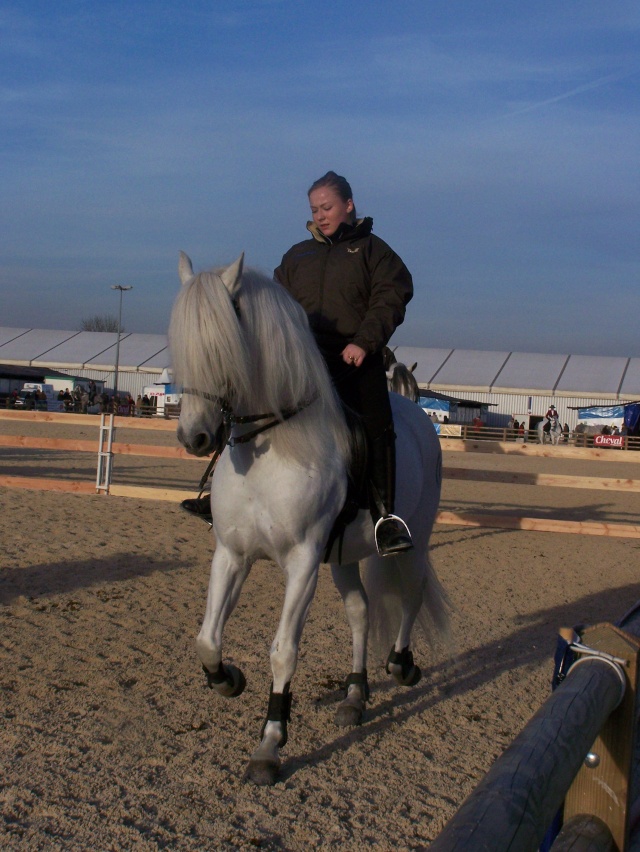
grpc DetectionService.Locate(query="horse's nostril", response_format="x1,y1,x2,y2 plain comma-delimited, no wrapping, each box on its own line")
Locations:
193,433,210,453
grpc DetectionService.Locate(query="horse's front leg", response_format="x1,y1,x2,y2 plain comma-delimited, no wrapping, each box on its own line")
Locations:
246,549,320,786
196,546,251,698
330,561,370,728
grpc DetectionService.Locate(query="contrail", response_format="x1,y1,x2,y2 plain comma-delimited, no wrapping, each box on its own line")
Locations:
506,71,636,117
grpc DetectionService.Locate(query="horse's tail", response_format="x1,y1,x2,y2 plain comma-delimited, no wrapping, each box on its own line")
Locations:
362,551,452,662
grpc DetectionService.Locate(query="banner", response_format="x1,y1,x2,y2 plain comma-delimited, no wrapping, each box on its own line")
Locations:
577,405,624,428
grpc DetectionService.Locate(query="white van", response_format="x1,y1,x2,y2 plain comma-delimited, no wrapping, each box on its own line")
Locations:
16,383,60,411
141,385,182,416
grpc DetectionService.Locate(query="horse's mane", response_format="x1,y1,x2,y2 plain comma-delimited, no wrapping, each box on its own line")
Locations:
169,264,351,467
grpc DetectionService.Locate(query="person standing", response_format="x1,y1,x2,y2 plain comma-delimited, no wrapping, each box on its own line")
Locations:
274,171,414,556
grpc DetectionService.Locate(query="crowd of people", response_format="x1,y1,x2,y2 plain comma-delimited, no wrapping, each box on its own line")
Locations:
4,379,144,416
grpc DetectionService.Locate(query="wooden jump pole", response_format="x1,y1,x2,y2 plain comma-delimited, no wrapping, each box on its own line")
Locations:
430,623,640,851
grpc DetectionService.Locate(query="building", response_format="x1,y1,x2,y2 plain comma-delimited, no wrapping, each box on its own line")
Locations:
1,326,639,429
376,346,640,429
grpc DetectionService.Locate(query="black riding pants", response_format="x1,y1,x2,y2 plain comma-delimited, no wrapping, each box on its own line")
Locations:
321,349,393,443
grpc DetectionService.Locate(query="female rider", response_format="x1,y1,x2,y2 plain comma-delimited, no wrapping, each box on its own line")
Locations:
274,171,414,556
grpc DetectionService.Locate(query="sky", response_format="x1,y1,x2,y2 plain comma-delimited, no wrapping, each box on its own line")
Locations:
1,0,639,357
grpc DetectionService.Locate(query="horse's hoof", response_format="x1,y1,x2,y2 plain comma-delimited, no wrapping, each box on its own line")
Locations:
335,702,364,728
386,647,422,687
212,664,246,698
245,758,280,786
393,664,421,687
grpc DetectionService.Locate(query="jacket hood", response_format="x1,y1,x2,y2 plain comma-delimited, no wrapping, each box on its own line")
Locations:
306,216,373,244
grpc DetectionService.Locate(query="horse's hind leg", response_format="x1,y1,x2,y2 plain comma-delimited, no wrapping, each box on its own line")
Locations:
385,569,423,687
330,561,370,727
196,547,251,697
364,550,425,687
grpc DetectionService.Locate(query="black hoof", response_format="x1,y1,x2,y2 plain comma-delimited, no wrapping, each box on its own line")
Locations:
335,702,364,727
245,758,280,786
386,647,422,686
397,664,421,686
204,663,246,697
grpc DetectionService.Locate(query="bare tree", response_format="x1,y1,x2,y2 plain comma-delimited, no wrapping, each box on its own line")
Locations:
80,314,122,333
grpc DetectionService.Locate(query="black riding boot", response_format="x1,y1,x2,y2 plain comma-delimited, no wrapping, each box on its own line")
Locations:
180,494,213,523
369,427,413,556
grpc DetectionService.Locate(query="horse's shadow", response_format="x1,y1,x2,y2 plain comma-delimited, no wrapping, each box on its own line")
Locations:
0,553,191,607
283,580,640,780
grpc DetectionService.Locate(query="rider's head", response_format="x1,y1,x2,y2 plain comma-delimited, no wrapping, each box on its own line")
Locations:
308,171,356,236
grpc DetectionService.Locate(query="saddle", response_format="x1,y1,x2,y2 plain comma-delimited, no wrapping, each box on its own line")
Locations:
323,405,370,564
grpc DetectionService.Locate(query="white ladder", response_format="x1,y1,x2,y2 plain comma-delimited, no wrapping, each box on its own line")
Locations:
96,412,115,494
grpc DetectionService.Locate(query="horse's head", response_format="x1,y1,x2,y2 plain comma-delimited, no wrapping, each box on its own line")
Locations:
386,361,420,403
170,253,249,456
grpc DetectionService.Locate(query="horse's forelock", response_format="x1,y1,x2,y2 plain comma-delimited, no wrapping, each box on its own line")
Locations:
169,269,251,402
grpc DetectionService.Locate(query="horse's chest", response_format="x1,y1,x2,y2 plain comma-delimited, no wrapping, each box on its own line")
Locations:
211,459,342,552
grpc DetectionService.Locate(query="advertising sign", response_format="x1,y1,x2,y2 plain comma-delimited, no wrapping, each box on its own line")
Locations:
594,434,624,449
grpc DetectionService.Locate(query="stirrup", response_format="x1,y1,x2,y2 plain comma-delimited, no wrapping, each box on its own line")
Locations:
374,514,413,556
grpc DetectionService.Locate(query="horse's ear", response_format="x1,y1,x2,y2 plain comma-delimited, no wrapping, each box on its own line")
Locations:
410,362,417,373
220,253,244,297
178,252,194,286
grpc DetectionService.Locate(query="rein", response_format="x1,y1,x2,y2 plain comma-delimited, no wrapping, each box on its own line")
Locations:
182,388,317,447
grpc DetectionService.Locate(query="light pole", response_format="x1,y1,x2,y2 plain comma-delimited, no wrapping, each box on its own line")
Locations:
111,285,132,411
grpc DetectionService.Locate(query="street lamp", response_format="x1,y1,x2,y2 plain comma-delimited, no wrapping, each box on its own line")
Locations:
111,285,133,411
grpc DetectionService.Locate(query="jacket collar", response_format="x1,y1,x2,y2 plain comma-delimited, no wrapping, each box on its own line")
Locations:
307,216,373,244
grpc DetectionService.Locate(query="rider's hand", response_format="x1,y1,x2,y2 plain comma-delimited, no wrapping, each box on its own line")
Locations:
341,344,366,368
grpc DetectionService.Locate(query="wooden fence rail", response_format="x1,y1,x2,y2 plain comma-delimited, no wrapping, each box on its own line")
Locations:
431,619,640,851
2,412,639,538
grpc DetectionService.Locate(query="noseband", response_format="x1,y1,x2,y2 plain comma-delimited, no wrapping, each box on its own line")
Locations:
182,388,317,447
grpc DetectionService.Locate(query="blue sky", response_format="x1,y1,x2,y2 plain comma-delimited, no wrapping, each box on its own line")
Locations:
1,1,638,356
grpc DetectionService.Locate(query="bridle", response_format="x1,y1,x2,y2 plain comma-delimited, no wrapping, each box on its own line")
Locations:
181,387,317,447
181,386,317,498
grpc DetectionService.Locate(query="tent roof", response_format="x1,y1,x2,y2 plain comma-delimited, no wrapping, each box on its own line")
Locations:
394,346,640,399
1,328,639,398
0,327,169,374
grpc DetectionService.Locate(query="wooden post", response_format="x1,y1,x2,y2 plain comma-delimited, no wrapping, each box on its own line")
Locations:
562,623,640,851
551,814,615,851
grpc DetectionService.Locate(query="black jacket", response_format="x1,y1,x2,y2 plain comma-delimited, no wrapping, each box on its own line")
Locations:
274,217,413,356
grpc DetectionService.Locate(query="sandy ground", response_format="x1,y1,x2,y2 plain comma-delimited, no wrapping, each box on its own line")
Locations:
2,416,640,850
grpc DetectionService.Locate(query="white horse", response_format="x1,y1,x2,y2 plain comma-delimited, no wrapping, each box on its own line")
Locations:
383,347,420,403
537,416,563,445
169,254,450,785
